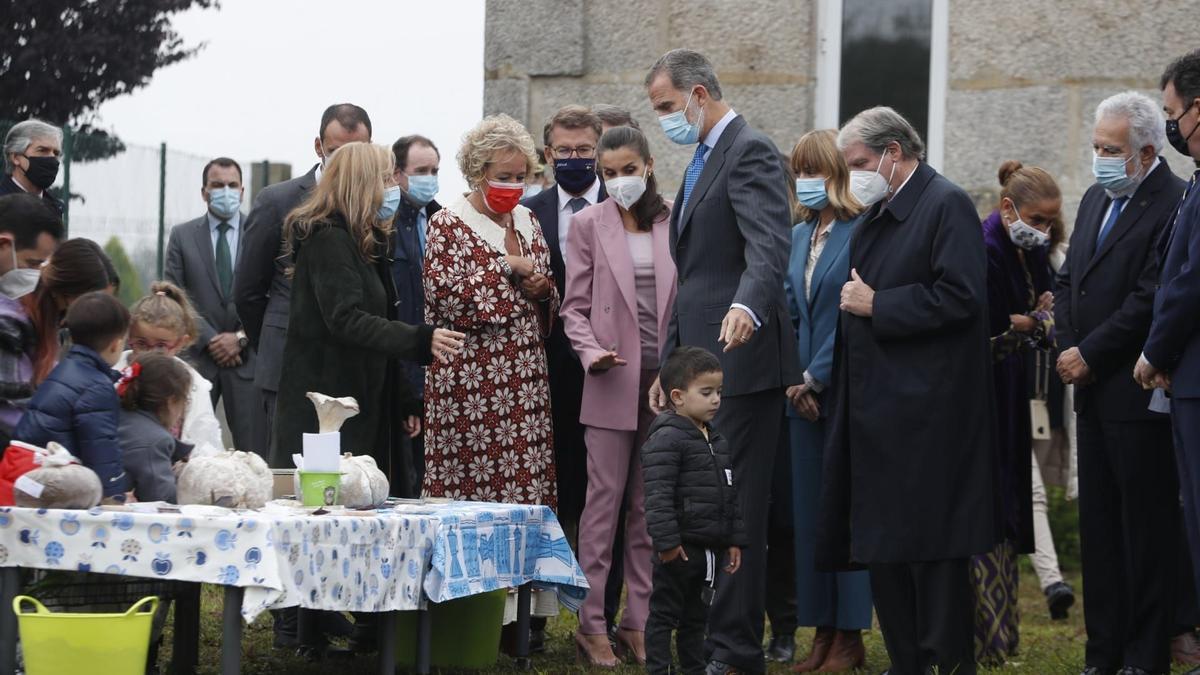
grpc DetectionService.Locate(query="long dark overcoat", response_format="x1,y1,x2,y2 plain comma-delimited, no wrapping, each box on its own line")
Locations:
816,162,997,569
272,216,432,492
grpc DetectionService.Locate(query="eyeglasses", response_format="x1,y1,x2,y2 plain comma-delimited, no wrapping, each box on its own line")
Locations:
129,337,182,352
552,145,596,160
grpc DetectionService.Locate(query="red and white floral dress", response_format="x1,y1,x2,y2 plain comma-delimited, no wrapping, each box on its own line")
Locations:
422,196,559,508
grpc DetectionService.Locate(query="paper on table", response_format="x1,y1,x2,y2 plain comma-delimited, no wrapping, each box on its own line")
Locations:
301,432,341,472
1149,388,1171,414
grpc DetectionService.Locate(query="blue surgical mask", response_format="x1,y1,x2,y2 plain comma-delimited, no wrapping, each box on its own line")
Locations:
658,89,703,145
405,174,439,206
208,187,241,220
1092,153,1138,193
377,185,402,221
794,177,829,210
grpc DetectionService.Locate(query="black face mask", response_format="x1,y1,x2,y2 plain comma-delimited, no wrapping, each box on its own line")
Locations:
553,157,597,195
20,155,60,190
1166,100,1199,158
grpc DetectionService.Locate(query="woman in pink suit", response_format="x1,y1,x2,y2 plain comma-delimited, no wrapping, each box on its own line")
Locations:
561,126,676,668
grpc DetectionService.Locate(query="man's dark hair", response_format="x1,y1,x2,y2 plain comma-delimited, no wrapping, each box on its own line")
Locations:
66,291,131,353
542,105,603,149
391,135,441,172
593,104,641,131
644,49,723,100
1162,49,1200,104
660,346,722,399
319,104,372,142
201,157,243,187
0,194,64,248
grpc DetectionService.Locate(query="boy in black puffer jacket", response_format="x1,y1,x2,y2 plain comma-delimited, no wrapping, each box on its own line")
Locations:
642,346,746,675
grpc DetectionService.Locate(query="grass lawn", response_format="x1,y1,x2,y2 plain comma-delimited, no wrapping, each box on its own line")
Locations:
153,566,1188,674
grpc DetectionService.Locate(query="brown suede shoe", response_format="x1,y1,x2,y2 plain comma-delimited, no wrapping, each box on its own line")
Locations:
1174,631,1200,666
815,630,865,673
791,627,836,673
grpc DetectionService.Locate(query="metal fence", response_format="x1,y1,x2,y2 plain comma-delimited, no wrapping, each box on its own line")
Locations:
3,121,287,301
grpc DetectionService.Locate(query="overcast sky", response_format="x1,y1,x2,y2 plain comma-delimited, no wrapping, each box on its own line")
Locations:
92,0,486,197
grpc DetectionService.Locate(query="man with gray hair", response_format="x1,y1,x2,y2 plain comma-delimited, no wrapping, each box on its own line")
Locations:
1,120,64,215
644,48,798,675
816,106,993,675
1059,90,1185,675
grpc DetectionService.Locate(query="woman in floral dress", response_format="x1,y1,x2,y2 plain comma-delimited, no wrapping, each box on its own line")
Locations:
423,114,559,508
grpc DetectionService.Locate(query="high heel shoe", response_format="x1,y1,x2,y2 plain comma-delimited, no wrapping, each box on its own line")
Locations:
614,627,647,665
575,632,619,668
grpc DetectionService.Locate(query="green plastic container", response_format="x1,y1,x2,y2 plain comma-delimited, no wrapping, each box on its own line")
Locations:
298,470,341,506
395,589,507,668
14,595,159,675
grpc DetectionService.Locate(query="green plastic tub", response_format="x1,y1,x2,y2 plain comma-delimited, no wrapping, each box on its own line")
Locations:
394,589,507,668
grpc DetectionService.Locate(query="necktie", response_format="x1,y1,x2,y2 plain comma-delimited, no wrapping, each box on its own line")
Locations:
681,144,709,215
568,197,588,214
417,213,427,257
1094,196,1128,253
215,221,233,297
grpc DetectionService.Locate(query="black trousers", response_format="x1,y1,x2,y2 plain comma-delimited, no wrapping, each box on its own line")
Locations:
548,346,587,531
1077,413,1178,672
646,544,712,675
765,417,797,636
705,389,784,673
869,558,975,675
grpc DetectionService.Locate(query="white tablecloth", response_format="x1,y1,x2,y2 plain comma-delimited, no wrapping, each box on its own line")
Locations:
0,501,586,622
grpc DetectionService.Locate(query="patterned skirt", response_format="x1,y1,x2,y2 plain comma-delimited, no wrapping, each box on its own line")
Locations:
971,540,1019,665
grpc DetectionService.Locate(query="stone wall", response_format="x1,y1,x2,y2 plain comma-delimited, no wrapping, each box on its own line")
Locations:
484,0,817,193
485,0,1197,222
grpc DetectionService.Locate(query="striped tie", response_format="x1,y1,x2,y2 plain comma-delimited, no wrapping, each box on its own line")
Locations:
681,144,709,215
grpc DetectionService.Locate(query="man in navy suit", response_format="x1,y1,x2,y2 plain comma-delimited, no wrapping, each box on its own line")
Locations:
1137,52,1200,675
388,134,442,497
1058,91,1185,675
520,105,607,542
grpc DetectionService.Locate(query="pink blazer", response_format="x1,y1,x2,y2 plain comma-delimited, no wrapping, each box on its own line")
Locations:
562,198,676,431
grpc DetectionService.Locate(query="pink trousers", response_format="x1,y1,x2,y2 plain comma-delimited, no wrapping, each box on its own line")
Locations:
576,368,657,634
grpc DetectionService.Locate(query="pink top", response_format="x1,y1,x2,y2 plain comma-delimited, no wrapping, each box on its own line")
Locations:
625,230,659,364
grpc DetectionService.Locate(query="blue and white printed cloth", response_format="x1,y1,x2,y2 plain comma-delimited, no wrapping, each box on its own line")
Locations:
0,501,587,622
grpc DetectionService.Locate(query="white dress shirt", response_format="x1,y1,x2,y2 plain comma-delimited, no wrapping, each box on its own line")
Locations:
207,211,240,262
556,179,602,264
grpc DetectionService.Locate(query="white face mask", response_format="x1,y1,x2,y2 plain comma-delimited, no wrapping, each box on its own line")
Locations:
0,242,41,300
849,154,896,207
1004,200,1050,250
605,170,649,210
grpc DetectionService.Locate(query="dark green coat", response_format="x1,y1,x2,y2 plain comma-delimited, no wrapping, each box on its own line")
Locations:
271,217,433,493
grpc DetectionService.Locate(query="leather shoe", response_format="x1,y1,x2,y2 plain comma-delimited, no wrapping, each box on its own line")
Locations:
1045,581,1075,620
766,634,796,663
1116,668,1157,675
706,660,746,675
1175,631,1200,666
1080,668,1115,675
297,643,354,662
817,630,865,672
792,628,835,673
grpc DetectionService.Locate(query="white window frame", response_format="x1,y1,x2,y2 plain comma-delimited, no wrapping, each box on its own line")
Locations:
814,0,949,171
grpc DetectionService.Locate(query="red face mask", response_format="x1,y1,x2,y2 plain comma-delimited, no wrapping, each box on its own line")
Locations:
481,180,525,214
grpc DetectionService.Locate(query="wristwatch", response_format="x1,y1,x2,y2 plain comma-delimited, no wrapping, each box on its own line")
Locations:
236,330,248,349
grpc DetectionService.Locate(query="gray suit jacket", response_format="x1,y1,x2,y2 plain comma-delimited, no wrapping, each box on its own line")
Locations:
165,211,255,382
665,114,800,396
233,166,318,393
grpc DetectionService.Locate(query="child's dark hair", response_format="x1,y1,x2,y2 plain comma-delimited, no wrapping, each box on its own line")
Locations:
659,346,722,400
119,352,191,426
65,291,131,353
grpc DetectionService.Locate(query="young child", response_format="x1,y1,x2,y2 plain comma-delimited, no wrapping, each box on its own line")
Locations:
13,291,131,502
117,351,193,503
116,281,224,457
641,346,746,675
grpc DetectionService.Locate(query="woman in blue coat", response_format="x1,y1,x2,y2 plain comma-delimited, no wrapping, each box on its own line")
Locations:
784,130,872,672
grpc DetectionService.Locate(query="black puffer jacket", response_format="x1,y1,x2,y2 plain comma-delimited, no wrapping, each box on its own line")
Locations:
641,412,747,552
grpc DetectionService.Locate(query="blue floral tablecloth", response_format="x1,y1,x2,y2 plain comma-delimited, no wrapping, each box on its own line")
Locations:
0,501,587,622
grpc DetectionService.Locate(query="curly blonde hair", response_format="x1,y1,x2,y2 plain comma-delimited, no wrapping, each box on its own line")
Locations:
129,281,202,349
456,114,539,189
285,142,394,264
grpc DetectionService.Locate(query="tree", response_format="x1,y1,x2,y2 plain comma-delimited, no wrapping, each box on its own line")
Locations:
1,0,216,162
103,237,146,307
